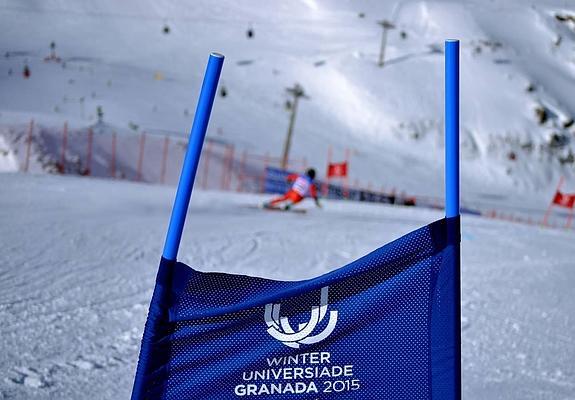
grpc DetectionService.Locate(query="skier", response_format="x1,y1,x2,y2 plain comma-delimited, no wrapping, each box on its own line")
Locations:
264,168,321,210
246,23,254,39
97,106,104,123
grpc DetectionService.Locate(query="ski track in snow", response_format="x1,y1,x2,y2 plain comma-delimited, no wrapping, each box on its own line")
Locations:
0,173,574,399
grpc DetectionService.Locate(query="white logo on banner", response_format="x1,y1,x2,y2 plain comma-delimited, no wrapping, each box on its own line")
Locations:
264,286,338,349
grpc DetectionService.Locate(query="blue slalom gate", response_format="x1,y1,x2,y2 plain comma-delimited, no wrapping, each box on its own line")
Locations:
131,41,461,399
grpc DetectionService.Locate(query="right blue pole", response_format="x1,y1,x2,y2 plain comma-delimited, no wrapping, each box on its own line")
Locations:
445,40,460,218
445,39,462,400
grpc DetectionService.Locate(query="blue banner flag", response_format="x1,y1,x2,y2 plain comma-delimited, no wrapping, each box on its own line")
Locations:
131,217,460,399
264,167,293,195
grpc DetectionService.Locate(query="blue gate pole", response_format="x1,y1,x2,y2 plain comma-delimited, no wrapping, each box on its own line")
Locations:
445,39,461,400
445,40,459,218
162,53,224,261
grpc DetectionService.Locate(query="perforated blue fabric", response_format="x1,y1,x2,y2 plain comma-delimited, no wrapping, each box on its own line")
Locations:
132,217,460,399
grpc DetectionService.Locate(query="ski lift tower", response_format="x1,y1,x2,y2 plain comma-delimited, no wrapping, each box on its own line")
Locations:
377,20,395,67
281,83,308,170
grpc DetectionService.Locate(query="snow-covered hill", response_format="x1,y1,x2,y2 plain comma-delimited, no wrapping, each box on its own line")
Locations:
0,173,574,399
2,0,575,200
2,2,575,399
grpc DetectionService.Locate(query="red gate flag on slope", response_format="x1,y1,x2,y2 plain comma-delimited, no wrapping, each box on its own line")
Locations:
542,177,575,227
327,162,348,178
552,191,575,208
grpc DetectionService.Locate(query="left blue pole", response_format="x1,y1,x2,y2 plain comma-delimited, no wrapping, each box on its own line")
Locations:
162,53,224,261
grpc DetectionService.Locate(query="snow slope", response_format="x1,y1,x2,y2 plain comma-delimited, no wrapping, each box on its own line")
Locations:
2,0,575,199
2,1,575,398
0,134,18,171
0,173,574,399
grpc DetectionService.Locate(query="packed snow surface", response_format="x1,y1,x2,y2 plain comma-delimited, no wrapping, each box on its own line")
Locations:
0,173,573,399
